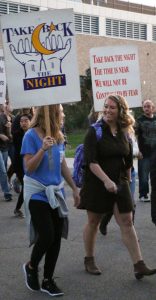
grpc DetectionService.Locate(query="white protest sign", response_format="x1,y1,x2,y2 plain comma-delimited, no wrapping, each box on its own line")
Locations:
1,9,81,109
0,49,6,104
90,45,142,111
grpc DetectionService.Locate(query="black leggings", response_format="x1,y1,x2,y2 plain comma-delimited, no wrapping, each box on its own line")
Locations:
29,200,63,279
15,170,24,211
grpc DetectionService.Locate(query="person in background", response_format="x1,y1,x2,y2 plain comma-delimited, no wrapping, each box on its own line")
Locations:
88,105,99,125
12,107,34,134
13,114,32,217
136,99,156,202
79,95,156,279
150,150,156,226
0,103,12,201
4,99,15,186
21,104,80,297
9,107,34,193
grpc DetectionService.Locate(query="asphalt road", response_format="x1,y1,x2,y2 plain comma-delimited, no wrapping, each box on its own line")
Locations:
0,166,156,300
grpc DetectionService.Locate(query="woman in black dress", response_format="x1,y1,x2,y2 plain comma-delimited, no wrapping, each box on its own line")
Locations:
80,95,156,279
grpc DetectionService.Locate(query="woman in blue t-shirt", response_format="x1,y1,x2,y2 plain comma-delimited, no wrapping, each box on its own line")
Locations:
21,104,80,297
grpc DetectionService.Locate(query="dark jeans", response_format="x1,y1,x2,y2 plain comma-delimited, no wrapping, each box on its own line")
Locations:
138,157,150,197
29,200,63,279
150,152,156,225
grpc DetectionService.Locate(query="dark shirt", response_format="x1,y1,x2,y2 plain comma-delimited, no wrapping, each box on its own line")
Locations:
84,120,132,183
0,113,10,151
12,128,24,176
135,114,156,157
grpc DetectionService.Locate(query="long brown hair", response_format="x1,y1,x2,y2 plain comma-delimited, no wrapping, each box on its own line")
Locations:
104,95,135,133
30,104,64,143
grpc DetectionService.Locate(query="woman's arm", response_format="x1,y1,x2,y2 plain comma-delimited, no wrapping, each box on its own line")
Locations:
24,136,54,173
24,150,45,173
0,133,9,141
61,157,80,207
90,163,117,193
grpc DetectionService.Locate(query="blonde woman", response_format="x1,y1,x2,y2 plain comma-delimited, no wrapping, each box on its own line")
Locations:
79,95,156,279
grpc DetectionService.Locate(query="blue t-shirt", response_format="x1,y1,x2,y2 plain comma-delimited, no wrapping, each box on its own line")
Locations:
21,128,65,202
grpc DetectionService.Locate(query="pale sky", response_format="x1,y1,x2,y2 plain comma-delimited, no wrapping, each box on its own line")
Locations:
121,0,156,6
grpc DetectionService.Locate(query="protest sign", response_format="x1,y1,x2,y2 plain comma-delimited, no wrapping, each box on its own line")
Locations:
0,49,6,104
1,9,81,109
90,45,142,111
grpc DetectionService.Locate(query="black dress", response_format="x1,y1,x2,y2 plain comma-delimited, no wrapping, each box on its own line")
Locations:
79,120,133,214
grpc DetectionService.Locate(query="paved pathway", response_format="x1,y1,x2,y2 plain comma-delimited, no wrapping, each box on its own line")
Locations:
0,166,156,300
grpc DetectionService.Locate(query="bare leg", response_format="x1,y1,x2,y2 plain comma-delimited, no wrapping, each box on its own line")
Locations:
113,203,142,264
83,211,102,275
83,211,102,256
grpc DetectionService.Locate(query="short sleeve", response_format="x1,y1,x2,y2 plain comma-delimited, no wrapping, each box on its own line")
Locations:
84,127,99,165
124,141,133,169
21,129,37,155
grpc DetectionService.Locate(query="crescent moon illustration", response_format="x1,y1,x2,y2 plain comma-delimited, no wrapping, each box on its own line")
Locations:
32,23,56,55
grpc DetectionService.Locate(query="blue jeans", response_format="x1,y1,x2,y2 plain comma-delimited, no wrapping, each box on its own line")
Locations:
0,150,11,195
130,168,136,205
138,157,150,197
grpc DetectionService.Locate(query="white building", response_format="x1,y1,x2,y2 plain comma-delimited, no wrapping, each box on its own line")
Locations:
0,0,156,102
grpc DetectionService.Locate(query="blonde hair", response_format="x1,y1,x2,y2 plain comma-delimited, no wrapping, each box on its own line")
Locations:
104,95,135,133
30,104,64,143
88,106,99,124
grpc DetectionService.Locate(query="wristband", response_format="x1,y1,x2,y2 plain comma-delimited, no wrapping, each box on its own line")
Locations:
41,147,46,152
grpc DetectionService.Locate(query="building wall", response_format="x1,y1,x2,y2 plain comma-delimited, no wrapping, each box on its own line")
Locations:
1,0,156,103
76,34,156,102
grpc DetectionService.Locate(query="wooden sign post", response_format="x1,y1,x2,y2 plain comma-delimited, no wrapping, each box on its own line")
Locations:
44,105,53,169
44,105,51,136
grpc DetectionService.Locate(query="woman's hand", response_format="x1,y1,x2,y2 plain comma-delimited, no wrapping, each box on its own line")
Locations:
42,136,56,151
89,163,117,194
104,178,117,193
138,151,143,160
72,187,80,208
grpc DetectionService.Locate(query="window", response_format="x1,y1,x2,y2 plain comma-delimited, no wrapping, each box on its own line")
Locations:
152,26,156,41
83,15,90,33
9,3,18,13
106,18,111,36
0,1,7,14
112,20,119,37
74,14,82,32
127,22,133,38
106,18,147,41
74,13,99,35
0,1,39,15
91,16,99,34
140,24,147,40
120,21,126,38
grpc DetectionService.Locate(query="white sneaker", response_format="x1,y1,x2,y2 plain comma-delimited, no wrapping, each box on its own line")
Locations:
139,196,150,202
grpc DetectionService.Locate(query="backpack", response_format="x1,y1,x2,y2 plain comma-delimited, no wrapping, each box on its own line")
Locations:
73,120,103,188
